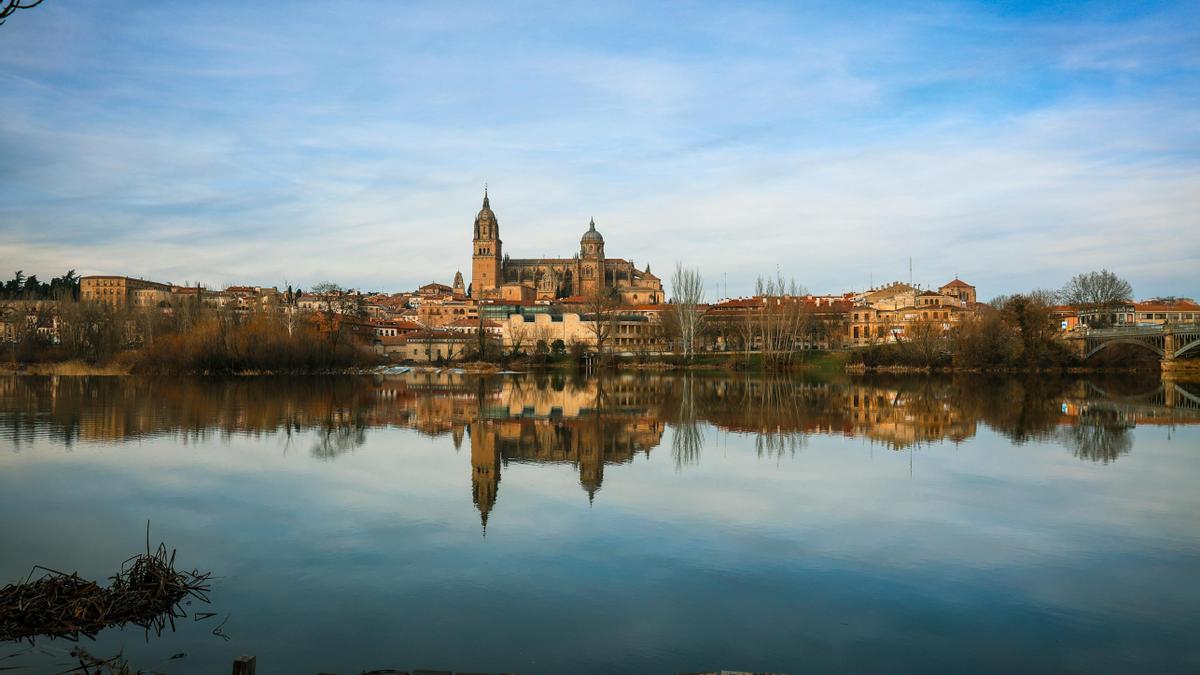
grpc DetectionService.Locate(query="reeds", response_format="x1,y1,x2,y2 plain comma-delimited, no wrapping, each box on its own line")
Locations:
131,313,375,374
0,539,211,643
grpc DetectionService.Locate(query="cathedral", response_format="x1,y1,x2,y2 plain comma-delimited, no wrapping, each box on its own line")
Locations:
470,191,664,304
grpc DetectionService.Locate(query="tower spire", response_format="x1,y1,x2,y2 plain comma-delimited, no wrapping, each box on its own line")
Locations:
482,183,489,208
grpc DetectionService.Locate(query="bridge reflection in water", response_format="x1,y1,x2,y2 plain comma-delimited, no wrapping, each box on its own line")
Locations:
2,373,1198,524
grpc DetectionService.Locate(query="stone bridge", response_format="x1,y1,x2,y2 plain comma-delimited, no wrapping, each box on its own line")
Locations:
1068,323,1200,363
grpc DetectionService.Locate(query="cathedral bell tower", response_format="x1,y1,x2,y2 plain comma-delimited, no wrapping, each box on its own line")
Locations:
470,421,501,531
471,189,503,299
579,218,606,295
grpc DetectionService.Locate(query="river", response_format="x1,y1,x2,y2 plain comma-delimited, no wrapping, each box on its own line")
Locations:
1,373,1198,674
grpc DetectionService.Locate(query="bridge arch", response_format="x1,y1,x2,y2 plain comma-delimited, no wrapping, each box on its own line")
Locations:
1175,384,1200,409
1175,337,1200,359
1084,381,1166,404
1084,338,1164,360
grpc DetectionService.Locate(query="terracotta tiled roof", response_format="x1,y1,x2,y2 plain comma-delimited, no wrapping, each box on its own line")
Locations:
710,298,763,309
941,278,973,289
1133,301,1200,312
482,298,542,306
403,329,474,342
448,318,501,328
388,320,423,331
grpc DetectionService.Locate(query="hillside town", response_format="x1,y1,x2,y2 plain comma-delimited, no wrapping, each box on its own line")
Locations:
3,194,1198,366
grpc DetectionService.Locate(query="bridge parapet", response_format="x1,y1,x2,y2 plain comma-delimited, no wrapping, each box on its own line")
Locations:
1080,322,1200,336
1084,326,1165,337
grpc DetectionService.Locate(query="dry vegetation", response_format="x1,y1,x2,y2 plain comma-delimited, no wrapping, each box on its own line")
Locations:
0,538,211,644
4,298,377,374
132,313,374,374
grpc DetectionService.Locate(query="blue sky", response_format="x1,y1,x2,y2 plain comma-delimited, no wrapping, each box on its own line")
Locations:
1,0,1197,299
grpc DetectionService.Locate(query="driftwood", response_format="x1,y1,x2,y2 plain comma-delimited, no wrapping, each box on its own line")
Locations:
0,532,211,644
63,647,142,675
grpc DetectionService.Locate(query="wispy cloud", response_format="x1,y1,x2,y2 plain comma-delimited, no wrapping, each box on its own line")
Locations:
0,0,1196,298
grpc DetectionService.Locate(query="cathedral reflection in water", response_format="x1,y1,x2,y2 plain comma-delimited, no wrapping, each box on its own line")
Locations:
2,373,1198,525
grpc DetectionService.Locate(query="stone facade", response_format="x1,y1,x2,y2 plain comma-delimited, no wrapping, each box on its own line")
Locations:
469,192,663,304
80,276,172,307
846,279,977,346
499,312,665,355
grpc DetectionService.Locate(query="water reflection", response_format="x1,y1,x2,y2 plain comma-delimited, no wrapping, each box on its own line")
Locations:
3,373,1198,520
2,373,1199,673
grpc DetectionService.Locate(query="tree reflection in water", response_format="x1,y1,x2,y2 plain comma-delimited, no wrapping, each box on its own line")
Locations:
310,410,369,460
0,373,1191,478
1058,409,1134,464
671,375,704,469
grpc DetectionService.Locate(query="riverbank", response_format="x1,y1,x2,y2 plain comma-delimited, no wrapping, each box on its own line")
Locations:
845,363,1160,374
3,350,1188,379
1,360,132,376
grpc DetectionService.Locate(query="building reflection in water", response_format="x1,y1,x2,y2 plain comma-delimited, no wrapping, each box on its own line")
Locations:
2,373,1198,524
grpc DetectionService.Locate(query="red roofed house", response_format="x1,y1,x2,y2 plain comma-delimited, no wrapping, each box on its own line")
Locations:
938,278,977,305
1132,298,1200,326
446,318,504,338
392,329,474,362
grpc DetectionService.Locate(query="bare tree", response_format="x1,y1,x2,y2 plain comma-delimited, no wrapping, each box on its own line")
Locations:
310,282,365,348
57,300,128,363
582,286,620,361
899,317,946,366
1058,269,1133,327
0,0,43,26
507,318,531,357
670,262,705,362
1,301,22,364
752,273,809,369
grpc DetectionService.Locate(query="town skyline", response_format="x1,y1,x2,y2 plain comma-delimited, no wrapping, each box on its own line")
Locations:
2,1,1198,299
4,187,1197,303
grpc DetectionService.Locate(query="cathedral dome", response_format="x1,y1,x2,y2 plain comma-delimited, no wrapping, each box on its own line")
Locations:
476,194,496,222
581,218,604,243
474,190,498,238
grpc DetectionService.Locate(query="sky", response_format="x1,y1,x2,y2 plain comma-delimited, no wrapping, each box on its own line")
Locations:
0,0,1197,300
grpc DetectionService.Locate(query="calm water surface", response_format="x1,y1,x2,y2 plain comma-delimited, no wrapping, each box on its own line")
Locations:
1,373,1199,674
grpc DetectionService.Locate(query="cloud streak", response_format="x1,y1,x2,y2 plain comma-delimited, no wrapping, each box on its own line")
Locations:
0,0,1196,298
